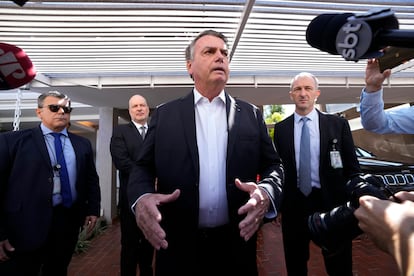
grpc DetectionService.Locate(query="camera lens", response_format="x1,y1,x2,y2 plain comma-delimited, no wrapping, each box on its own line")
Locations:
308,174,389,251
308,203,362,251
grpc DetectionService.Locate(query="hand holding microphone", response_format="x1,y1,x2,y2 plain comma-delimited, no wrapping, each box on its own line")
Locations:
364,59,391,93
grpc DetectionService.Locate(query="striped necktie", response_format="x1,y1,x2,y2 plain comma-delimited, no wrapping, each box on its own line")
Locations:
140,126,146,140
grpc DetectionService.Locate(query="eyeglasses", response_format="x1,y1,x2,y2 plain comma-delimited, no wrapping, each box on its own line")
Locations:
42,104,73,113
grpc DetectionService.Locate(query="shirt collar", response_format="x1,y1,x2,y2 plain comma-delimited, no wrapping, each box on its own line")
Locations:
131,120,147,130
40,123,69,137
193,88,226,105
294,108,317,123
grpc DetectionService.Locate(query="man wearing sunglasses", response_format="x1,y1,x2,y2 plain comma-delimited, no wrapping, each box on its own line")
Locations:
0,91,101,276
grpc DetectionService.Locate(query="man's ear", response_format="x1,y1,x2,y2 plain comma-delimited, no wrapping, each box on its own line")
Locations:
289,91,294,101
186,60,194,80
186,60,192,73
35,107,42,119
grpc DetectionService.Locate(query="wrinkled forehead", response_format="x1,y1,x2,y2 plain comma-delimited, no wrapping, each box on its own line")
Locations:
129,95,147,107
195,35,227,50
291,76,317,89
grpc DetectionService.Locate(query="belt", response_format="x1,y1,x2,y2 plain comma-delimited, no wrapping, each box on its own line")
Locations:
197,224,231,241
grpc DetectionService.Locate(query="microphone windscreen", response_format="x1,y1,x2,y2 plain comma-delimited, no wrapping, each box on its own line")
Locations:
12,0,29,6
0,42,36,90
306,13,354,55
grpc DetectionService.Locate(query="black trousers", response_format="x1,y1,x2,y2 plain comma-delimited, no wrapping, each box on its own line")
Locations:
154,224,258,276
0,205,80,276
120,204,154,276
282,188,353,276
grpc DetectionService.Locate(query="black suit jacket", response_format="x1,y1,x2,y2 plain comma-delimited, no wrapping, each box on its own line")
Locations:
0,125,101,251
274,110,361,212
110,122,144,208
128,91,284,274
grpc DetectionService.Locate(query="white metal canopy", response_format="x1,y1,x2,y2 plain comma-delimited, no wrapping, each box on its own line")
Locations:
1,0,413,131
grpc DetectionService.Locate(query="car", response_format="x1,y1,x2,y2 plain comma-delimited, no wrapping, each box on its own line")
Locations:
355,146,414,193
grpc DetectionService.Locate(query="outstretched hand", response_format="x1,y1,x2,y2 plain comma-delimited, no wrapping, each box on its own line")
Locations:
236,178,270,241
134,189,180,250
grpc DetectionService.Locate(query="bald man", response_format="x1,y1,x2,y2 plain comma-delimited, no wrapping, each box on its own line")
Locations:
110,95,153,276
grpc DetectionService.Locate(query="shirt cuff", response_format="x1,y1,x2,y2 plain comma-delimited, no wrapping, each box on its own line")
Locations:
131,193,151,215
361,87,383,100
259,186,278,219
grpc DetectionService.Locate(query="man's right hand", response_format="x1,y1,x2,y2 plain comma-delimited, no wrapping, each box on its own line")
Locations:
0,239,14,262
134,189,180,250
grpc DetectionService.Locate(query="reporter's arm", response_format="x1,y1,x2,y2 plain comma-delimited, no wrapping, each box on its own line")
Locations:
360,58,389,133
360,59,414,134
355,196,414,276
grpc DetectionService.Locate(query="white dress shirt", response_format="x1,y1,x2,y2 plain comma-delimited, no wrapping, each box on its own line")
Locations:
194,89,229,228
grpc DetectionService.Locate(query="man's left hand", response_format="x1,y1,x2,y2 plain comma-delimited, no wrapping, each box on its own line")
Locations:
236,178,270,241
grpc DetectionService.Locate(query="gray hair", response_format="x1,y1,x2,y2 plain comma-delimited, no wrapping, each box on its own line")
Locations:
37,91,70,107
185,29,228,61
290,72,319,90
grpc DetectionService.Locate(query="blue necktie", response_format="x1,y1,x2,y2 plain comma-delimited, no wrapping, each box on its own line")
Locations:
51,133,72,207
299,117,312,196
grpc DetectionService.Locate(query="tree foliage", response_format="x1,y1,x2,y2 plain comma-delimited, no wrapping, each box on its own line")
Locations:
264,105,284,140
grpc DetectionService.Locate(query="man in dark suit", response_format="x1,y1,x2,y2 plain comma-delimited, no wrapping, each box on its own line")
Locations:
273,72,361,276
0,91,101,276
110,94,153,276
127,30,284,276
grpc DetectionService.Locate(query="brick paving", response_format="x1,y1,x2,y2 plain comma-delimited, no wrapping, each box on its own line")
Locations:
68,219,399,276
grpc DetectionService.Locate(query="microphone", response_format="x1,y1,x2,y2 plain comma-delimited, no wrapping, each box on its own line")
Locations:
306,8,414,64
12,0,29,7
0,42,36,90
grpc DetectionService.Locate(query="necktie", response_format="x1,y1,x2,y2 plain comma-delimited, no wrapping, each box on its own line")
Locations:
140,126,146,140
299,117,312,196
51,132,72,207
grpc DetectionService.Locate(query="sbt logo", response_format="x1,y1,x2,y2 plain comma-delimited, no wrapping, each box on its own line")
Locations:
335,20,372,61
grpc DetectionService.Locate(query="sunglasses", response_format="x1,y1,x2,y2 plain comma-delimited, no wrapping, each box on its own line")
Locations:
43,104,73,113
